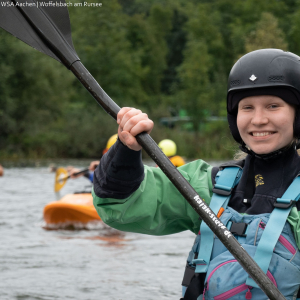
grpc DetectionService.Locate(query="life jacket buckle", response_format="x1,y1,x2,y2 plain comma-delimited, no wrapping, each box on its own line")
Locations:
273,198,296,209
230,222,248,237
212,184,232,196
192,258,207,266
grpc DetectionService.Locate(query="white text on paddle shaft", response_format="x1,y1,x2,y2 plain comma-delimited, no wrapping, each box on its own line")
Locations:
193,195,232,238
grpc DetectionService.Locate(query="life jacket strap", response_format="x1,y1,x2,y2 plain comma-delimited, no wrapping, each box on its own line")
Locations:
246,174,300,288
194,166,242,273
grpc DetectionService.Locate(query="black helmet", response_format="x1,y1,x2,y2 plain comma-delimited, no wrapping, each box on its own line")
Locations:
227,48,300,144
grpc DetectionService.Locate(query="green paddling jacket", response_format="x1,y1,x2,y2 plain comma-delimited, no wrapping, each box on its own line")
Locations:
93,159,212,236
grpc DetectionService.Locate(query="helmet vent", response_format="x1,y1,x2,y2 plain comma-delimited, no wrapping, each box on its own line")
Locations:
230,79,241,86
268,75,284,82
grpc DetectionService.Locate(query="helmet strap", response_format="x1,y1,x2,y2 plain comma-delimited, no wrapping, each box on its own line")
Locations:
239,141,296,160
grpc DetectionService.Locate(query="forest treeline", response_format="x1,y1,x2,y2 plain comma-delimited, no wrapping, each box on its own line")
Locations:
1,0,299,160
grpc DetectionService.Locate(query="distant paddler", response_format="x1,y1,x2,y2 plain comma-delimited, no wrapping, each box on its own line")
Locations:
158,139,186,167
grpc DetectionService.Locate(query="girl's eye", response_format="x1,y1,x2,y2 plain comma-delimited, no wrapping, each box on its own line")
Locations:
269,104,279,109
242,106,252,110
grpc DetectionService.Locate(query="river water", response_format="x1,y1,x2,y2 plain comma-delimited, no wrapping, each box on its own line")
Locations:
0,159,220,300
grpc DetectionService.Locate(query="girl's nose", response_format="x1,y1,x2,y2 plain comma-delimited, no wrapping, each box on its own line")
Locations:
251,109,268,126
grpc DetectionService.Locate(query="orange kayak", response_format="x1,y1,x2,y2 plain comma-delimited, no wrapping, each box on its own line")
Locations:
43,193,101,224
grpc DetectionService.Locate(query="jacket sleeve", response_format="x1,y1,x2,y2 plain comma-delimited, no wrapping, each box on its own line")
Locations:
287,207,300,249
93,139,145,199
93,159,214,236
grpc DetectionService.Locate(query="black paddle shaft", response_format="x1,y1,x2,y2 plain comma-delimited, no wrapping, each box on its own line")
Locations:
0,1,286,298
70,62,285,300
66,168,90,180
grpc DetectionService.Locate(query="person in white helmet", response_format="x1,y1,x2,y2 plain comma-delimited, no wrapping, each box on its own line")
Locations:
158,139,185,167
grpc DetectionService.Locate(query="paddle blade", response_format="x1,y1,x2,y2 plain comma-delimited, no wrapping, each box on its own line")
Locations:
0,0,79,66
54,167,68,192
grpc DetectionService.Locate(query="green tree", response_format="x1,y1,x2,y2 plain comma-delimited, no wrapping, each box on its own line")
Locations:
176,40,212,130
125,4,172,105
244,12,288,53
173,3,225,128
0,31,74,158
69,0,148,108
288,7,300,56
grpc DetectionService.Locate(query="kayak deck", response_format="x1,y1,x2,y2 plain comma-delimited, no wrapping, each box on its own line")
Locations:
43,193,101,224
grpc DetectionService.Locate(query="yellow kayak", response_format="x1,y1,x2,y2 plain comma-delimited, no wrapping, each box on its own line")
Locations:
43,193,101,224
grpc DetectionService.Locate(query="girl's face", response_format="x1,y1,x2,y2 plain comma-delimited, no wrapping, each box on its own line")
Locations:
237,95,295,154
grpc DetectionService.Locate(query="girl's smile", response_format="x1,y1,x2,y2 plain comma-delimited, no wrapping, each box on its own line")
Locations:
251,131,275,137
237,95,295,154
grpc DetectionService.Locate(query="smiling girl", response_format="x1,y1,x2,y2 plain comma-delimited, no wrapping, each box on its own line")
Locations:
237,95,295,154
93,49,300,300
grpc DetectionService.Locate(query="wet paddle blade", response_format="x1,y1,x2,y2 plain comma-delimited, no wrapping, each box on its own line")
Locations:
0,0,78,66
